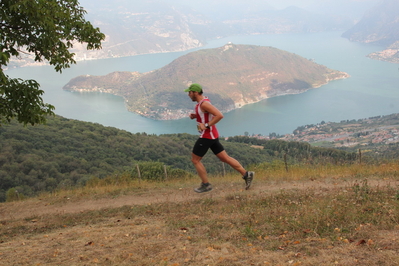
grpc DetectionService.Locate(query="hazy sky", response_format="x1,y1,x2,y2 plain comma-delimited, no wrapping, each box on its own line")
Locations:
269,0,316,8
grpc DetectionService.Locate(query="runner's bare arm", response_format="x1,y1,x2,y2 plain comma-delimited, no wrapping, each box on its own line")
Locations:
200,101,224,127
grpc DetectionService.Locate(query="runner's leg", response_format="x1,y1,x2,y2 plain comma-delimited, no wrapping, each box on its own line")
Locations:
216,150,247,176
191,153,209,184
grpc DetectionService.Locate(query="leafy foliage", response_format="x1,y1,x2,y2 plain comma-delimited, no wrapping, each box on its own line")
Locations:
0,0,105,125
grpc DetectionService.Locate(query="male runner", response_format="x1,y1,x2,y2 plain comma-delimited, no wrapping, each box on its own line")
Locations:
185,83,254,193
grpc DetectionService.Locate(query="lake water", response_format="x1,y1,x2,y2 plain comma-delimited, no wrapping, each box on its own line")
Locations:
6,31,399,137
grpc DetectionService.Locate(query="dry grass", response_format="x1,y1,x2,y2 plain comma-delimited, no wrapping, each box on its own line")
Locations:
1,162,399,265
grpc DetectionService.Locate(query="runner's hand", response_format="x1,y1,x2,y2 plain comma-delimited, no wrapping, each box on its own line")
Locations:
198,123,206,130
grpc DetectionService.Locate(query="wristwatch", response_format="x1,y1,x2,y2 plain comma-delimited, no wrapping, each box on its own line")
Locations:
205,123,210,129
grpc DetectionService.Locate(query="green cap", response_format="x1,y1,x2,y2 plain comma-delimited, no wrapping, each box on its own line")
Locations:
184,83,202,92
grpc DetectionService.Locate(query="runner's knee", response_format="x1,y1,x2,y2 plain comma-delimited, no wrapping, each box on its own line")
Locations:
191,154,202,164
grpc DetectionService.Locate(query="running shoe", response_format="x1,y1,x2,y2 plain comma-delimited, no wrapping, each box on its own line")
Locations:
194,182,213,193
243,171,254,190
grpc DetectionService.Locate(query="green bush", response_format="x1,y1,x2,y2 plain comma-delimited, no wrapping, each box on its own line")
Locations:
131,161,191,181
5,188,25,202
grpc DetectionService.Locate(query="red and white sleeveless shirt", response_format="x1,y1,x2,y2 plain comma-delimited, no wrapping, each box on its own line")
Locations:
195,97,219,139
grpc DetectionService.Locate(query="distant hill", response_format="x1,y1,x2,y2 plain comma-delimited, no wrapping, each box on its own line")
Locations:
9,0,362,68
63,44,349,120
342,0,399,45
60,0,354,61
342,0,399,63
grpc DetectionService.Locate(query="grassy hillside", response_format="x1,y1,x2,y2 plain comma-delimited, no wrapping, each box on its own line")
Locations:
0,115,269,201
0,115,359,202
63,44,348,120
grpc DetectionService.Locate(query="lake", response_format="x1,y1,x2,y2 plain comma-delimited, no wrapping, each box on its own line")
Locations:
6,31,399,137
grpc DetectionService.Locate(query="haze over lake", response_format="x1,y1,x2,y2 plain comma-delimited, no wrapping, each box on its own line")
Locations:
7,31,399,137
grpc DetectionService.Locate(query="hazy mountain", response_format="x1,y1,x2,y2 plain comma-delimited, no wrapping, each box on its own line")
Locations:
341,0,399,63
64,44,349,120
342,0,399,45
68,0,355,60
8,0,361,67
72,0,225,60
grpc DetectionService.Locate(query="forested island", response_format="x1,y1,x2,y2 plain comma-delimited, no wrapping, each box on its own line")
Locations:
63,44,349,120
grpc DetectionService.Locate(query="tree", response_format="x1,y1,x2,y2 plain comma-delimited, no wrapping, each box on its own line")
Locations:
0,0,105,125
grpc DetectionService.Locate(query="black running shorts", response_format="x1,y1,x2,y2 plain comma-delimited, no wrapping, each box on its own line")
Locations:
192,138,225,157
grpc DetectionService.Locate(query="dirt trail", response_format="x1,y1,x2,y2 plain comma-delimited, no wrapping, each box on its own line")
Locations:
1,178,398,221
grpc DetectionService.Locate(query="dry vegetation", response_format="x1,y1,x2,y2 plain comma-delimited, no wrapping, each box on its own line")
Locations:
1,162,399,265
